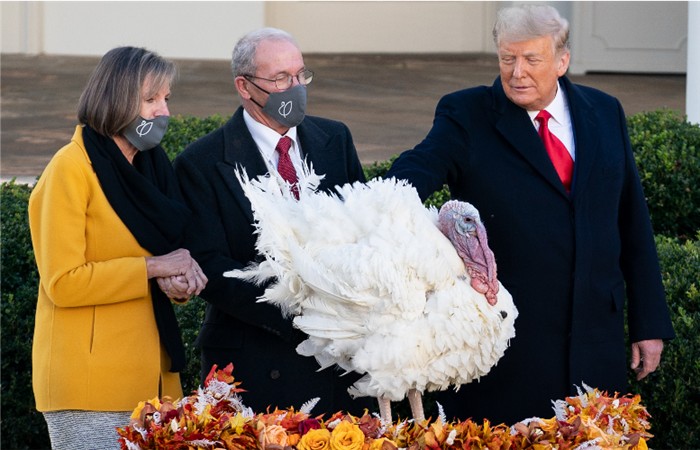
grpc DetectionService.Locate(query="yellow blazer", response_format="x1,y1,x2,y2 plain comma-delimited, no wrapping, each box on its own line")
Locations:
29,126,182,412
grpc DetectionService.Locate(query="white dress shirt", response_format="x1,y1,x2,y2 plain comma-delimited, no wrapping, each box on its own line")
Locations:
243,109,306,175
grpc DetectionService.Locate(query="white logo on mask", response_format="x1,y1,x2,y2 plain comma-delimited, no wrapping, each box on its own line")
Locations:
124,115,170,151
136,120,153,137
278,101,293,118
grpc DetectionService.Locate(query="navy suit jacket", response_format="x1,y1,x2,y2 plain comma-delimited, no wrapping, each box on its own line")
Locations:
174,107,370,414
387,76,674,424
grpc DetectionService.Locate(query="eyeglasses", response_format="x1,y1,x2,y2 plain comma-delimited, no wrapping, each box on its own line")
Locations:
244,69,314,91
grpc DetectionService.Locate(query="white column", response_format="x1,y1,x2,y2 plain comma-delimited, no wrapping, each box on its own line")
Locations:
0,2,43,54
687,1,700,124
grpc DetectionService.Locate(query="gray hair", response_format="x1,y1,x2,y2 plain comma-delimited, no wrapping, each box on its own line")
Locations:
231,28,299,77
493,4,570,54
77,46,176,137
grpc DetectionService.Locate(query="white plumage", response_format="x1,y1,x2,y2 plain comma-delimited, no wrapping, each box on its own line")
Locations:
225,165,517,421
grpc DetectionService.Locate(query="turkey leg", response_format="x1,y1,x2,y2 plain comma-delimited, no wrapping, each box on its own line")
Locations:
378,395,392,423
407,388,425,422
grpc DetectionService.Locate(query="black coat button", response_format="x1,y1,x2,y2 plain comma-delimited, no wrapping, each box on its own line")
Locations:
270,369,281,380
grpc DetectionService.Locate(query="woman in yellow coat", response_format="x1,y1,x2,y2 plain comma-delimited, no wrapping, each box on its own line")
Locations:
28,46,207,450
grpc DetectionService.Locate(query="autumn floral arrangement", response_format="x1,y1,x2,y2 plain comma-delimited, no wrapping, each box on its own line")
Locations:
117,364,653,450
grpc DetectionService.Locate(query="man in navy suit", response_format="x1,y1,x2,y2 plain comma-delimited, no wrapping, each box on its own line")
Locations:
174,28,371,414
387,4,674,424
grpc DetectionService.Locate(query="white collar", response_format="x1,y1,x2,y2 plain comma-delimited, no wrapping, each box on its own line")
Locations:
243,109,298,161
528,80,569,126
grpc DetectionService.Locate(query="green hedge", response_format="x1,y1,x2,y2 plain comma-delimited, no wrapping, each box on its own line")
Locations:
0,182,45,449
628,110,700,240
161,114,227,161
2,110,699,449
628,235,700,447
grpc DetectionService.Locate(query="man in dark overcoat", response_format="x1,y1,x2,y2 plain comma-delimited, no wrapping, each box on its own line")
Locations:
386,4,675,424
174,28,371,414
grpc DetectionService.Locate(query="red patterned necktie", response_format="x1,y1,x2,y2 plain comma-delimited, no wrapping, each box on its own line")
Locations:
275,136,299,199
535,110,574,192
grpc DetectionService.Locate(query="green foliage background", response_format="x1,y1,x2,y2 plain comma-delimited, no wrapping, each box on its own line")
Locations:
1,182,42,449
627,110,700,240
2,110,698,449
628,235,700,445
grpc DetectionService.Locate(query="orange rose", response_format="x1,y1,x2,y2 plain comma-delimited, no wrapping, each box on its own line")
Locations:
330,421,364,450
297,428,331,450
287,433,301,447
260,424,289,448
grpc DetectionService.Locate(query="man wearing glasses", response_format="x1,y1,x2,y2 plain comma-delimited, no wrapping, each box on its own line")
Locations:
174,28,368,414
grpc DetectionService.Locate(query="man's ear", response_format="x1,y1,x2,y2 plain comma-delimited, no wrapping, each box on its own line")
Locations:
235,76,251,99
557,50,571,76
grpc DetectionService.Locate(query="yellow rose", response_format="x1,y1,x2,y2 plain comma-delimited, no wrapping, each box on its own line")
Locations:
633,438,649,450
330,421,365,450
130,401,146,420
369,438,397,450
130,397,162,420
260,424,288,448
297,428,331,450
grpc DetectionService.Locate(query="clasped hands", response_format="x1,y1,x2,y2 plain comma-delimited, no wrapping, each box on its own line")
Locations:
146,248,208,302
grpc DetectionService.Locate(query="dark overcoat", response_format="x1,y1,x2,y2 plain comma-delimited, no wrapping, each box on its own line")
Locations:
386,76,675,424
173,107,371,414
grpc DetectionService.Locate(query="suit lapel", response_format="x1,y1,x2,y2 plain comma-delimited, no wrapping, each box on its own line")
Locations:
491,78,569,197
296,118,338,190
216,108,269,223
213,111,343,221
492,76,603,199
297,117,328,179
560,77,599,197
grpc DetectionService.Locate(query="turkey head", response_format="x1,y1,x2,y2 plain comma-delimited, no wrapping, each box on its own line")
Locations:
437,200,499,305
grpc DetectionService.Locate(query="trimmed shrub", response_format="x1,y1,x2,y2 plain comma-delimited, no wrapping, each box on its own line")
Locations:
628,235,700,449
161,114,227,161
0,181,48,449
363,156,397,180
628,110,700,240
174,297,207,393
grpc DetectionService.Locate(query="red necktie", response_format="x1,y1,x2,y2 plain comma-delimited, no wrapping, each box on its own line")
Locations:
535,110,574,192
275,136,299,199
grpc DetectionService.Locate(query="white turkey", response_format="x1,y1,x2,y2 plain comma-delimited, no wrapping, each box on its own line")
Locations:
225,165,517,423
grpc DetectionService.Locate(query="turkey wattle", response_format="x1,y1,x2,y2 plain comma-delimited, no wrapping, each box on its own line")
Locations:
225,166,517,422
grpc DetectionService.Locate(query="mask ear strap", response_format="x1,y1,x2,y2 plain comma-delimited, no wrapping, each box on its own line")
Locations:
244,77,269,109
245,77,271,94
250,96,266,109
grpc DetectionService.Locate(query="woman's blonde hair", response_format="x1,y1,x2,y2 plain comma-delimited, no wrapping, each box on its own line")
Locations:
77,46,176,136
